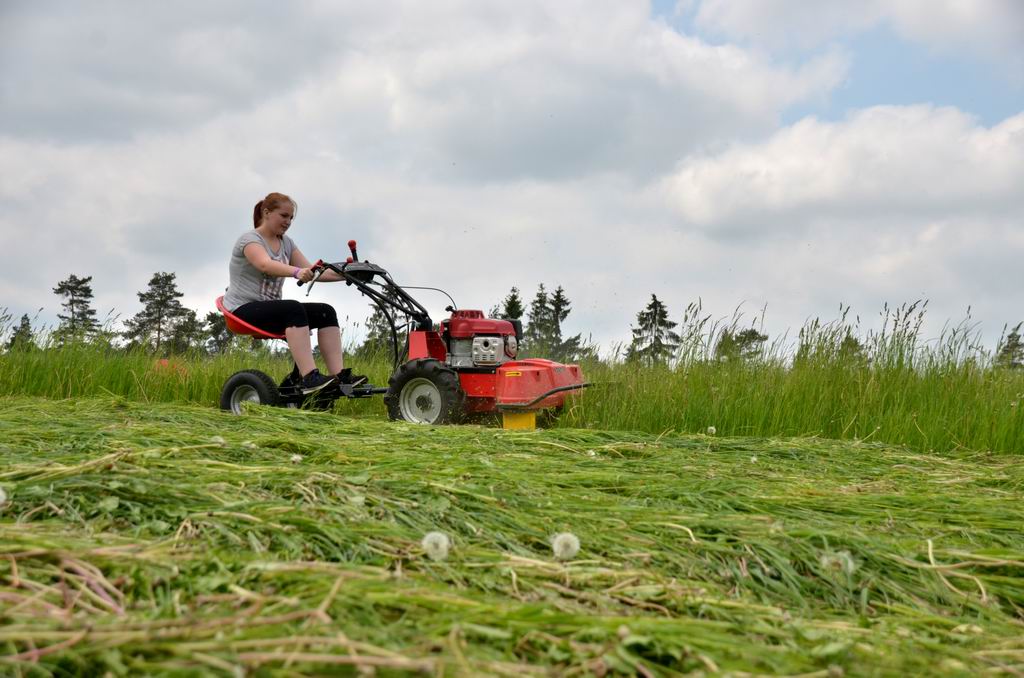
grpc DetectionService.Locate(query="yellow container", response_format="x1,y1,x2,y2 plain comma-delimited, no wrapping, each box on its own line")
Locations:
502,411,536,430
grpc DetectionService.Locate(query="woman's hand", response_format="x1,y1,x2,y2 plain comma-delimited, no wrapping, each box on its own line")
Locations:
296,266,317,283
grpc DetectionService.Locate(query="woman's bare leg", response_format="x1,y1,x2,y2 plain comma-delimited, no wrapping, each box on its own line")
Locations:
285,326,317,376
318,326,344,375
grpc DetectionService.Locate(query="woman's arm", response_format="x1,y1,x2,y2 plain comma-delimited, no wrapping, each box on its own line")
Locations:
244,243,317,283
291,246,344,282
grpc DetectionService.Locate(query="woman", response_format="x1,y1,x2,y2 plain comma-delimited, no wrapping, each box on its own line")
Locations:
223,192,360,393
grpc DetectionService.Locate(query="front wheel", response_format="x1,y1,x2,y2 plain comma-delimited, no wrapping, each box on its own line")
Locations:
220,370,280,414
385,359,465,424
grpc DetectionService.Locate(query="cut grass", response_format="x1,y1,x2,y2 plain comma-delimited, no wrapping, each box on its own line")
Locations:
1,396,1022,675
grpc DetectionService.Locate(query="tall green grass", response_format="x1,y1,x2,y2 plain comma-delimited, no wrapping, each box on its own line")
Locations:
1,302,1021,454
565,302,1022,454
566,356,1022,454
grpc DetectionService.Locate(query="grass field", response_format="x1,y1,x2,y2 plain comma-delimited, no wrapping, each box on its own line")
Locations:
2,396,1023,675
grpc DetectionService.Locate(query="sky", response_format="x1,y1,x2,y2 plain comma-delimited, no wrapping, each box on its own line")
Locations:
1,0,1022,356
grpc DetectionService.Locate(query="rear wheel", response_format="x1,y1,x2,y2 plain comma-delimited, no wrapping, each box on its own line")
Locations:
385,359,465,424
220,370,280,414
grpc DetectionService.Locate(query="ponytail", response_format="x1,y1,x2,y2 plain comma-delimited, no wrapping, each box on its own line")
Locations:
252,200,264,228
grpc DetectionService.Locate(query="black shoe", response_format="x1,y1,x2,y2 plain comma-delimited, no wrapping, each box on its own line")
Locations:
336,368,368,387
299,369,336,394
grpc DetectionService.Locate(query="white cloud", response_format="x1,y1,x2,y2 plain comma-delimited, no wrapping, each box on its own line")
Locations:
658,106,1024,345
663,106,1024,229
691,0,1024,75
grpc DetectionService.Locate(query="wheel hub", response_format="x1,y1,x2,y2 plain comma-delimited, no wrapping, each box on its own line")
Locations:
230,385,261,415
400,378,442,424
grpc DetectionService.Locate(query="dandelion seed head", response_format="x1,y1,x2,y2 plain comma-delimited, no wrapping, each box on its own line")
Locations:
953,623,983,635
421,531,450,561
241,441,257,449
750,455,758,463
586,450,596,457
210,436,226,446
819,550,857,575
551,532,580,561
290,454,303,463
706,426,717,436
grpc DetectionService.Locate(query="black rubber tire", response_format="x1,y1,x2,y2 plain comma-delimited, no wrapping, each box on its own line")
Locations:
385,358,465,424
220,370,280,414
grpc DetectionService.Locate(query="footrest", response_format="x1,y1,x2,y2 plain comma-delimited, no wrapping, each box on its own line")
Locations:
340,384,388,398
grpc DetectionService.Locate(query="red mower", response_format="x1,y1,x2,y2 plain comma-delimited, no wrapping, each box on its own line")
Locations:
217,240,589,427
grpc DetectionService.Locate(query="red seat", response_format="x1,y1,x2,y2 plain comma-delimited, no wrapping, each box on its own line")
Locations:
215,296,285,340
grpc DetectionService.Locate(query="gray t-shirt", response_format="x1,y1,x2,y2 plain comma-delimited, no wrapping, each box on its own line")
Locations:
223,231,296,311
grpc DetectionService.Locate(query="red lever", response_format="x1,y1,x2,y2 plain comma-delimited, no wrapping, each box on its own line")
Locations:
348,240,358,262
346,256,353,263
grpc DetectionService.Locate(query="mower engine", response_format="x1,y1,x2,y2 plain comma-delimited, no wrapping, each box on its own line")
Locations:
444,310,520,368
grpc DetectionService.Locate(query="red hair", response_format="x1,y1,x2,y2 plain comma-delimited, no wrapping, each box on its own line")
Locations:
253,192,297,228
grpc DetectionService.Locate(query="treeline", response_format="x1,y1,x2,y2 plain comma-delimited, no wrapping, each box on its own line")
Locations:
6,273,234,356
5,274,1024,370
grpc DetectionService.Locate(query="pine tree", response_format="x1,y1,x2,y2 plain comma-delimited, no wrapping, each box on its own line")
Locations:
548,285,584,363
499,287,524,320
716,327,768,362
996,323,1023,369
715,327,768,362
626,294,680,366
525,284,553,355
53,274,99,340
548,286,571,348
837,330,868,364
204,311,233,354
735,328,768,361
522,284,583,361
123,272,186,352
714,329,739,362
167,308,207,355
6,314,35,351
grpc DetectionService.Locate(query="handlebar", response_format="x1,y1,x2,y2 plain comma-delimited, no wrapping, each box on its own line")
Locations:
286,249,435,348
296,239,358,287
296,259,325,287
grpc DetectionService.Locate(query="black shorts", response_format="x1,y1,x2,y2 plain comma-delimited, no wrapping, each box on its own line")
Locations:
233,300,339,334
